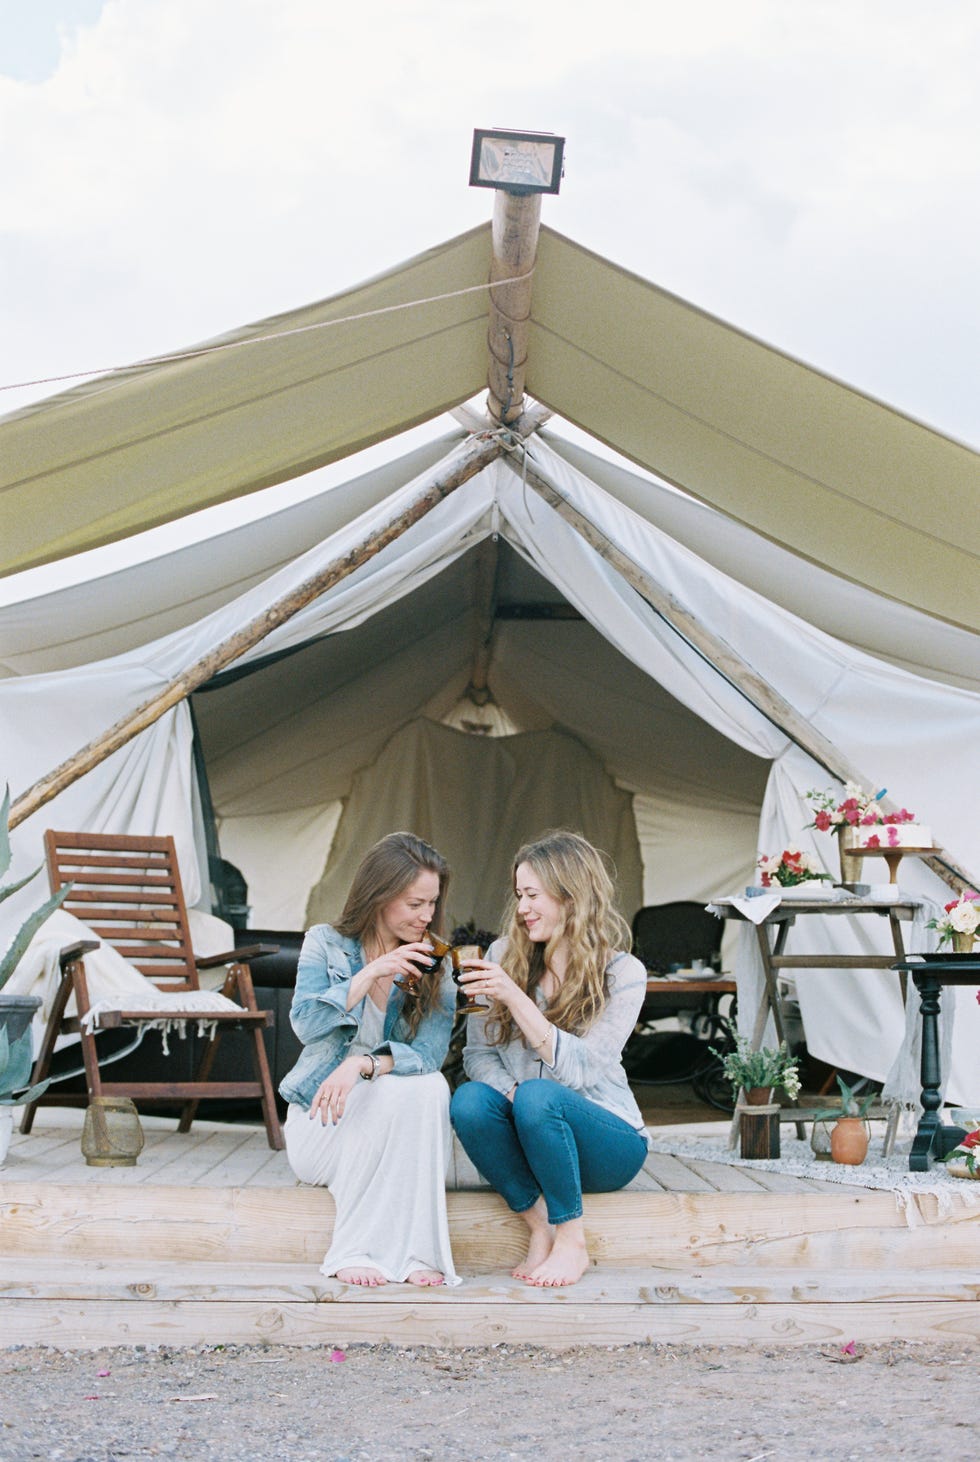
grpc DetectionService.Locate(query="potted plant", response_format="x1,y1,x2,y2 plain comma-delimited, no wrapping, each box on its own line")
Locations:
927,892,980,955
0,784,68,1157
710,1019,802,1106
0,1025,54,1164
811,1075,876,1165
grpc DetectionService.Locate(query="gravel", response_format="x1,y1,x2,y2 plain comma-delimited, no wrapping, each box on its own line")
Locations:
0,1339,976,1461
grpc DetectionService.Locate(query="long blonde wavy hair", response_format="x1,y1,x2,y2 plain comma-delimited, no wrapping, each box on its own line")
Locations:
335,831,450,1039
488,829,632,1049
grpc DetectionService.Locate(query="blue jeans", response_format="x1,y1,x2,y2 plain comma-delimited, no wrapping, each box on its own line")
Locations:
450,1079,648,1225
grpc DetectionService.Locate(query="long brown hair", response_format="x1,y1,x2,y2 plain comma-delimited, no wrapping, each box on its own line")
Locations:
335,831,450,1037
489,829,631,1049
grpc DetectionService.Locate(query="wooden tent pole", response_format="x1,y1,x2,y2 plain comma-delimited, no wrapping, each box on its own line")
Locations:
515,456,976,895
9,408,549,832
465,537,499,705
486,190,542,426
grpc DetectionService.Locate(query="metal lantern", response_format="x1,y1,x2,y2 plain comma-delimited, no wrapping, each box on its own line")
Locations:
81,1096,145,1167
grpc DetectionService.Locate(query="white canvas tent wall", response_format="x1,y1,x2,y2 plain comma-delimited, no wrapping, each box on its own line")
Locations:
2,434,979,1099
1,226,979,1103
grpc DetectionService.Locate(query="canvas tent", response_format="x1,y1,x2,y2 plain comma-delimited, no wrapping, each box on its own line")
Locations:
1,222,979,1102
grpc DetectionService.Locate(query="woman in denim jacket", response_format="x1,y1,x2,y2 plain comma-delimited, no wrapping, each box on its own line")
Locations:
451,830,648,1288
280,831,459,1287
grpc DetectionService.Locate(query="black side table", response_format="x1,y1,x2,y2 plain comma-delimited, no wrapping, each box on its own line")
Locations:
892,956,979,1171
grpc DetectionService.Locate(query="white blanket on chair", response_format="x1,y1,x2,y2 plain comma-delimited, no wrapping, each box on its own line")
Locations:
6,910,244,1055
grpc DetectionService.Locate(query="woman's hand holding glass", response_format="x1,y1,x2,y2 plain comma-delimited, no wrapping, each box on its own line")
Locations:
456,955,514,1013
362,940,436,994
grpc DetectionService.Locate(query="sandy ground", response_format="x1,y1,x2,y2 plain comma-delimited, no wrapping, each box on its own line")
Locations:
1,1339,976,1462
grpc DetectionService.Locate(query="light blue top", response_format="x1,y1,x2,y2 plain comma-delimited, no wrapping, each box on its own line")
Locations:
461,939,648,1132
278,923,457,1109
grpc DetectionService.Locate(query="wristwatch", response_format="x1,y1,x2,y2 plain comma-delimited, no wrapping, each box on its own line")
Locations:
360,1054,382,1081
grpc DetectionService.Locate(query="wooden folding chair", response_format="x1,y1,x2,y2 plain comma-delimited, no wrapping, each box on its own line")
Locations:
21,831,284,1149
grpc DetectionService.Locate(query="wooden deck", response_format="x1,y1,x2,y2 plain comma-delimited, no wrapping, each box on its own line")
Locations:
4,1114,980,1349
1,1114,863,1196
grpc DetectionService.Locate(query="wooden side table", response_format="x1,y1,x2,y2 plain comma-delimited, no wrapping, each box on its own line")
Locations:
891,955,978,1171
715,897,920,1152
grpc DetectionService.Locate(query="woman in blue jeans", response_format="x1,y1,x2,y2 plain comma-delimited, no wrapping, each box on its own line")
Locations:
451,830,648,1288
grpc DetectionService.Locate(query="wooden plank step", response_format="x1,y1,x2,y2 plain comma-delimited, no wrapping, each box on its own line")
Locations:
1,1261,979,1349
4,1182,980,1271
3,1258,980,1307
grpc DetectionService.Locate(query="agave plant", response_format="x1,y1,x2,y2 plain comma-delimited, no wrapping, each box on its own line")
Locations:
811,1074,877,1123
0,784,70,992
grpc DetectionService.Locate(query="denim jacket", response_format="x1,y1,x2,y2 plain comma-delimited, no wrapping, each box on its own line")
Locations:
278,923,457,1109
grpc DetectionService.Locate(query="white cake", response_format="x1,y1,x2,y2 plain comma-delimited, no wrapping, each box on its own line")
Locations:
847,823,931,850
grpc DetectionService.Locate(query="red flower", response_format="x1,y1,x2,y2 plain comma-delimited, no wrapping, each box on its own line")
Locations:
962,1130,980,1149
865,834,881,848
814,810,832,831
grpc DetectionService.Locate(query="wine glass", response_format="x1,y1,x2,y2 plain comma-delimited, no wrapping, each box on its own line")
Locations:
452,945,490,1015
394,930,451,997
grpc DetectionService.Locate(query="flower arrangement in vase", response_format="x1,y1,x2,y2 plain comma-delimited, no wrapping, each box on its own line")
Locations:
944,1128,980,1180
756,846,831,892
927,892,980,954
803,784,917,882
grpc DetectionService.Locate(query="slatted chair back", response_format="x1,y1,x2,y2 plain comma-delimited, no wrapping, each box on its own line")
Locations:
44,830,201,993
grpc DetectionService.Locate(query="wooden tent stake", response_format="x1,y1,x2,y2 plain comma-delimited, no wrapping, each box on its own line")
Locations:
9,407,549,832
514,454,976,895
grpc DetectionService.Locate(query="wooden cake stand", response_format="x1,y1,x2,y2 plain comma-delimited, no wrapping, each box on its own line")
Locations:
857,844,942,884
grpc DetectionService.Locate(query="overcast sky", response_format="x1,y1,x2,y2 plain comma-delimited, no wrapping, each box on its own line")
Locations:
2,0,978,596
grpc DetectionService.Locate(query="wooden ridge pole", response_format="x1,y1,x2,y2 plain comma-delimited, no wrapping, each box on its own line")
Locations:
486,190,541,426
513,455,976,895
10,407,550,832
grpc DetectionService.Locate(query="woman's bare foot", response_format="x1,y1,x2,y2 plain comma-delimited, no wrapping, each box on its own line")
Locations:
513,1196,554,1280
407,1269,445,1286
525,1219,590,1288
335,1265,387,1286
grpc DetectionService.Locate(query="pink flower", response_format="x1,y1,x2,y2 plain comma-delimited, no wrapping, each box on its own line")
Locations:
865,834,881,848
860,812,878,825
844,808,860,825
886,827,900,846
814,810,832,831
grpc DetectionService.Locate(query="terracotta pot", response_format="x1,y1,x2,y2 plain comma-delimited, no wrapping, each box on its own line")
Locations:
744,1086,774,1106
830,1116,869,1165
952,932,976,955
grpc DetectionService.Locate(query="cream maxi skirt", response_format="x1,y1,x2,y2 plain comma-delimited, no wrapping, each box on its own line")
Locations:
284,1070,460,1285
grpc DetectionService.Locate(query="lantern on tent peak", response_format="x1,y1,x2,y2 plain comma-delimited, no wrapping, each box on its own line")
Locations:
469,129,565,195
